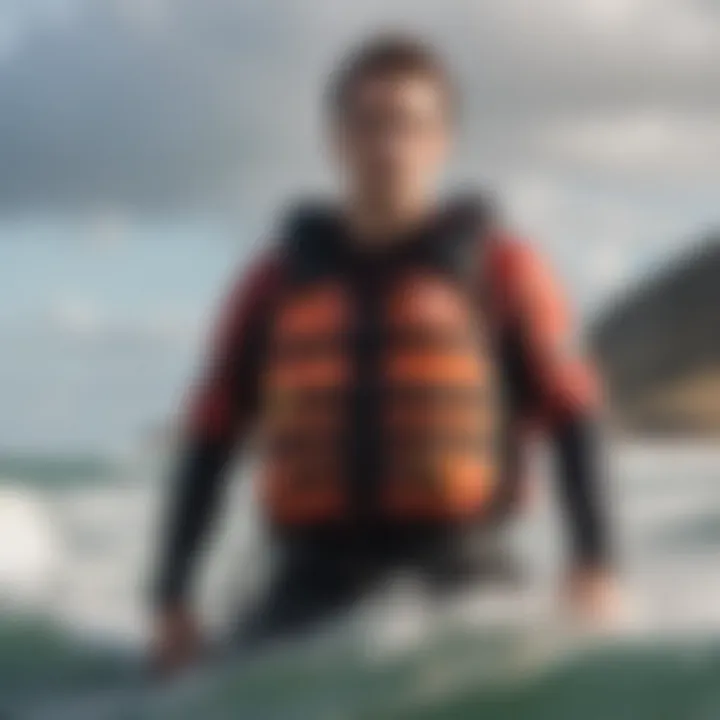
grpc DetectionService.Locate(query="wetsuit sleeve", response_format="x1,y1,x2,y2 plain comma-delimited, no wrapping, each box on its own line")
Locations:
553,413,610,568
492,240,599,422
154,251,284,609
486,237,611,567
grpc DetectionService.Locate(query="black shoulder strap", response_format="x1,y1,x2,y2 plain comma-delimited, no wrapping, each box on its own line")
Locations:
421,193,496,287
280,203,344,284
281,194,497,287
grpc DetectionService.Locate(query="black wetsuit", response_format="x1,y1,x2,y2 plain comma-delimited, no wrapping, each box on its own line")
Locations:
154,213,611,649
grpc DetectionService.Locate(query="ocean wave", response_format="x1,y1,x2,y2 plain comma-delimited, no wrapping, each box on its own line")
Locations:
3,446,720,718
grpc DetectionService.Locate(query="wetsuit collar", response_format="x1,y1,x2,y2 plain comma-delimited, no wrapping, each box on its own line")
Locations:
283,195,490,267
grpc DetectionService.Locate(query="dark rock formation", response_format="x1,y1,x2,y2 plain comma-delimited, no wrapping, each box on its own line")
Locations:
591,235,720,435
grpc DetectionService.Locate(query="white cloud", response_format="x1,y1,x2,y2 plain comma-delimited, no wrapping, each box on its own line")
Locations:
0,0,715,293
0,0,719,450
544,111,720,183
44,295,200,343
0,0,717,216
49,296,103,336
83,209,130,251
0,0,713,306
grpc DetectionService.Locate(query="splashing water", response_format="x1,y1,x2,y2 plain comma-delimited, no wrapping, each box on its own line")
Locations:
1,443,720,719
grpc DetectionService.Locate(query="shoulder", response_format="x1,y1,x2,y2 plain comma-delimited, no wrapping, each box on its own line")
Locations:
226,248,287,309
484,231,550,286
482,230,563,319
210,247,287,350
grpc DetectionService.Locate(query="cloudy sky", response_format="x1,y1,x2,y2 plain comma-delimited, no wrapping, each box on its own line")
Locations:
1,0,718,451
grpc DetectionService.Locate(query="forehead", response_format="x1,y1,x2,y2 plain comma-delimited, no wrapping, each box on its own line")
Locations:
348,72,448,114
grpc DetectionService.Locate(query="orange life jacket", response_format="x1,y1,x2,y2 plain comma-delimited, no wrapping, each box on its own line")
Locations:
258,205,501,526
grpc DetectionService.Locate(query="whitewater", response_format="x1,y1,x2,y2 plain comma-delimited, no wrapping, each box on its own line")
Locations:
1,443,719,719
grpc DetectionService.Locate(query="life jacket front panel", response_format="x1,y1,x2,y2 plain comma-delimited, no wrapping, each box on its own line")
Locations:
258,212,499,527
260,280,355,525
379,271,496,519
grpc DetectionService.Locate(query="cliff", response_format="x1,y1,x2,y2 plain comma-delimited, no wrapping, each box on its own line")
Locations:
591,234,720,435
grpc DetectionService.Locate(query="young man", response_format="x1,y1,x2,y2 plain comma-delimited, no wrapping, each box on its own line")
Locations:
153,36,617,673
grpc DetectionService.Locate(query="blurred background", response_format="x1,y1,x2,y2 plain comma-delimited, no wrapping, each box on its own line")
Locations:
0,1,719,718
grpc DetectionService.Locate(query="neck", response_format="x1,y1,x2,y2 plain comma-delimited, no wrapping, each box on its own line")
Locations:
344,195,436,249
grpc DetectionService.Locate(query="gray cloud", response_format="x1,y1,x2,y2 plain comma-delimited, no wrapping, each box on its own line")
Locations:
0,2,251,214
0,0,718,221
1,0,719,450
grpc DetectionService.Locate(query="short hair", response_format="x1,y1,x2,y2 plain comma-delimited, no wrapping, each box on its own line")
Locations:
327,34,456,120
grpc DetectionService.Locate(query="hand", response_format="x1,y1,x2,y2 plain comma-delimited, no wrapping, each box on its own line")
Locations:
151,604,203,678
564,566,624,627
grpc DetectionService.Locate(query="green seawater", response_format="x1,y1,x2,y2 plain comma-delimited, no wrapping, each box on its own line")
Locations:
1,447,720,719
5,627,719,719
0,454,117,488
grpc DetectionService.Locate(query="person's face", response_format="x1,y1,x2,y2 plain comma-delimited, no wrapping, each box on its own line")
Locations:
334,73,451,213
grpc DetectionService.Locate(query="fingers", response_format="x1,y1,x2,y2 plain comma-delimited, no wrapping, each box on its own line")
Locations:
150,607,203,679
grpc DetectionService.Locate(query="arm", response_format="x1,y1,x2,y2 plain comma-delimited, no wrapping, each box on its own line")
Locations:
517,244,610,569
553,409,610,570
153,252,283,665
487,236,612,570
